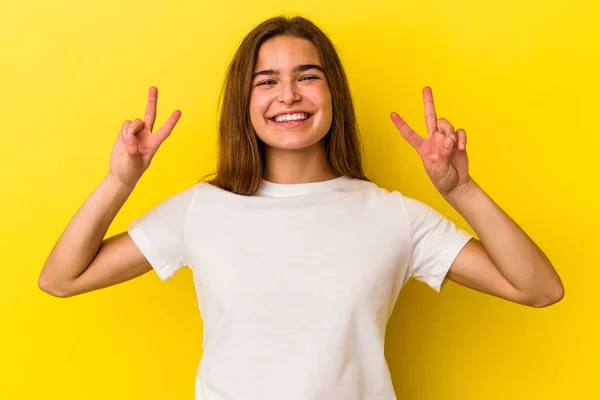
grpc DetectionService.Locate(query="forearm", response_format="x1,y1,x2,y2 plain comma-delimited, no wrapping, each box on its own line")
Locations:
39,173,135,288
444,179,562,296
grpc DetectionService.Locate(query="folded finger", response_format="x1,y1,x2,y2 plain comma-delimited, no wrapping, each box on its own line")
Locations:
125,118,144,141
430,137,453,174
437,118,456,142
120,120,131,143
456,128,467,150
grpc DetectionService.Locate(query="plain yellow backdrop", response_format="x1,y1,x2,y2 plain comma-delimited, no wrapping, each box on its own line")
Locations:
1,0,598,399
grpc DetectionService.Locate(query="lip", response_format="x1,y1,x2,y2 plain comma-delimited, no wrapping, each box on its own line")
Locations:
269,110,313,119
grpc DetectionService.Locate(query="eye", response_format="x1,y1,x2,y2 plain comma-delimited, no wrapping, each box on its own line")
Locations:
300,75,319,81
256,80,276,87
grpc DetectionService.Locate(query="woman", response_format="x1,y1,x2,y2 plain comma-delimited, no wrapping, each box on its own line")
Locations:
38,15,564,400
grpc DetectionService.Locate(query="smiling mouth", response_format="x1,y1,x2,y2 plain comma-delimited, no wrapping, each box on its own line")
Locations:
269,113,314,127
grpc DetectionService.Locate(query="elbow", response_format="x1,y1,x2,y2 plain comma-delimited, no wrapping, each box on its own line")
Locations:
528,283,565,308
38,273,71,298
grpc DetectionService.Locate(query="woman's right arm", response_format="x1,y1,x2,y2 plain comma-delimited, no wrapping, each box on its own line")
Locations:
38,174,150,298
38,87,182,297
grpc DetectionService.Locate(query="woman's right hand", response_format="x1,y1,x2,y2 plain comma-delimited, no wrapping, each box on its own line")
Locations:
108,86,182,188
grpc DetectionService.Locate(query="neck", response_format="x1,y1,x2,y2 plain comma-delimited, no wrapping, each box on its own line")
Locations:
262,140,339,184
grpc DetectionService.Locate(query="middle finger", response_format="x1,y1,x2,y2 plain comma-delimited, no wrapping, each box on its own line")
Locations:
144,86,158,132
423,86,437,137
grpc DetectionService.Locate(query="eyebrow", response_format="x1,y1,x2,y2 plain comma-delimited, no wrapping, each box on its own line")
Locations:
251,64,325,80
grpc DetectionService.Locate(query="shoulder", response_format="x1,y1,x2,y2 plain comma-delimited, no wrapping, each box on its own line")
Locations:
343,179,418,220
350,178,410,204
346,178,396,196
351,179,445,220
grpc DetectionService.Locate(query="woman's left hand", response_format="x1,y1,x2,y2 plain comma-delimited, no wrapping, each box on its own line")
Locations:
390,86,471,196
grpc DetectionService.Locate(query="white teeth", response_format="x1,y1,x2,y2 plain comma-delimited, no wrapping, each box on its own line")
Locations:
273,113,308,122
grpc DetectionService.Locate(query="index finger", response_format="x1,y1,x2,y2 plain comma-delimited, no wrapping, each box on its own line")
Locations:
153,110,182,145
144,86,158,132
390,112,423,151
423,86,437,137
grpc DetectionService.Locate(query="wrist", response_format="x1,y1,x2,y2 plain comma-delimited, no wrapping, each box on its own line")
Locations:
105,173,137,193
443,176,477,204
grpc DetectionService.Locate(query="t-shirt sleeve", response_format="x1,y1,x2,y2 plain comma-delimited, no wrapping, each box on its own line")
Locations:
126,185,197,282
402,195,473,292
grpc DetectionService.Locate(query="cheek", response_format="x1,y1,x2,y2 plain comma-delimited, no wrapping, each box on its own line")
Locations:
250,95,271,121
312,85,332,114
249,103,263,127
249,97,271,139
317,95,333,124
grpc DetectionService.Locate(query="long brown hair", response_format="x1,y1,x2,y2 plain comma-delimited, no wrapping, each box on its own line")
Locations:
199,15,370,195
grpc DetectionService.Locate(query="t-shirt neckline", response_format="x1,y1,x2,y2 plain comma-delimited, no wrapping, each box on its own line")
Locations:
256,175,350,197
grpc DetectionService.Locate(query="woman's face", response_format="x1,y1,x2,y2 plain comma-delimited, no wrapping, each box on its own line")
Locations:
249,36,333,152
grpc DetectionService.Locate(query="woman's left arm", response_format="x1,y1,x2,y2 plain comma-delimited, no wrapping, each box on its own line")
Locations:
443,178,564,308
390,87,564,308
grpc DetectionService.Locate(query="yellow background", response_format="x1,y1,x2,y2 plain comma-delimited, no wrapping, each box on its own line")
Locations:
1,0,598,398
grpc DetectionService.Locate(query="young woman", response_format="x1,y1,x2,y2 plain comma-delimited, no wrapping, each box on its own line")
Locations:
39,15,564,400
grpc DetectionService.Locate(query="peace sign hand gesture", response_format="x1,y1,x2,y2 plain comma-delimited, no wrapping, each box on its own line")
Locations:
390,86,471,196
108,87,181,188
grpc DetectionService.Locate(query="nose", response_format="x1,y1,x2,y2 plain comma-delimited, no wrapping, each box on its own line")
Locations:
276,79,302,104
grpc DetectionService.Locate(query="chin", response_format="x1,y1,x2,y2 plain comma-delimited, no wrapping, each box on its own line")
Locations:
260,132,327,152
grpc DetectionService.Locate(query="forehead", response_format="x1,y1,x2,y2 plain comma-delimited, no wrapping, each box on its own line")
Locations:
254,36,322,70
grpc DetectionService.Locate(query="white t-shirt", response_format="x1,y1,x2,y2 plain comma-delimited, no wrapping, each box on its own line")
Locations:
127,175,473,400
